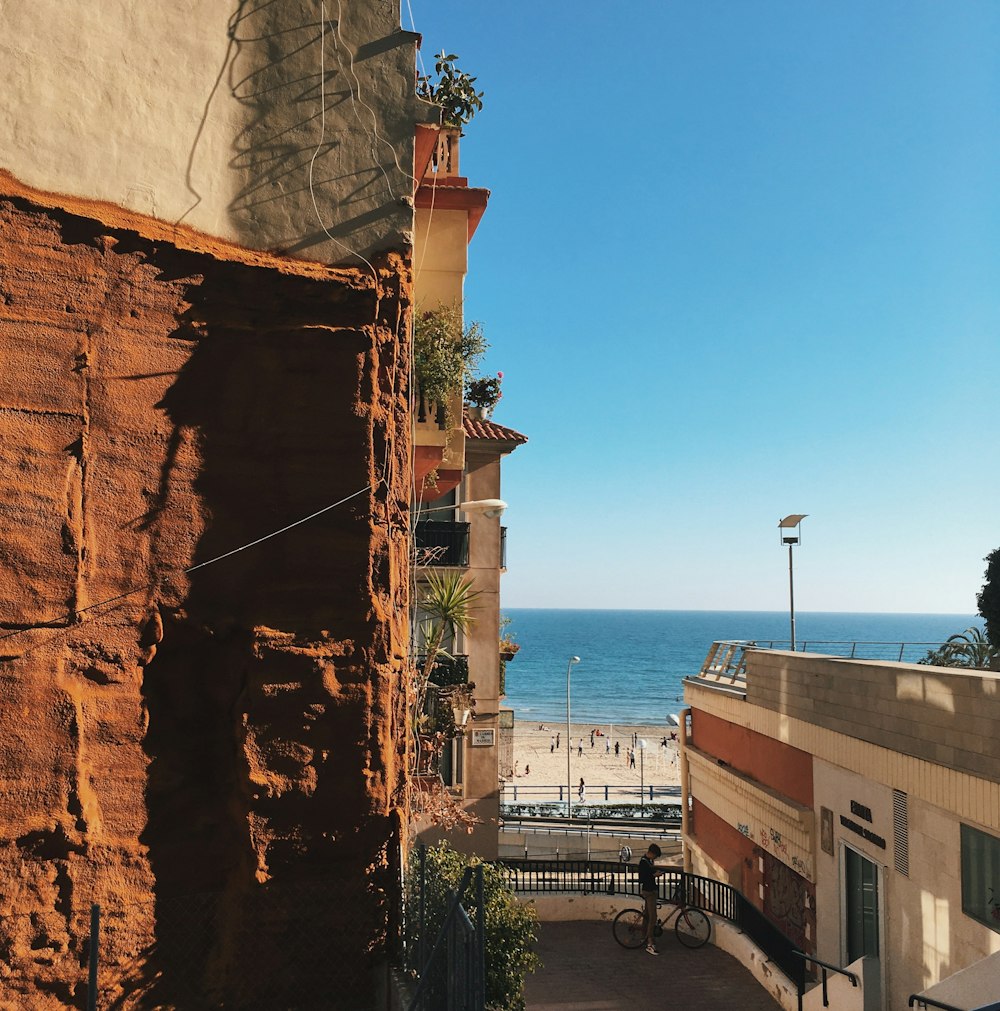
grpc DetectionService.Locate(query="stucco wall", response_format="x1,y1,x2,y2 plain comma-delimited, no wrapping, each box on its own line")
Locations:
0,0,435,264
0,183,412,1007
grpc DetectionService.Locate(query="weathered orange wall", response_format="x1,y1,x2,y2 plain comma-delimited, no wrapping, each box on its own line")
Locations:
690,709,813,807
0,182,412,1008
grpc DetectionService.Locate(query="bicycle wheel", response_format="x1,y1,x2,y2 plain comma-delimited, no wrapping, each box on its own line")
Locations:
612,908,647,949
674,906,711,948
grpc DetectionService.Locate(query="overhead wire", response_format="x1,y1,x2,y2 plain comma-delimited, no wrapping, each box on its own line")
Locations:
0,483,377,648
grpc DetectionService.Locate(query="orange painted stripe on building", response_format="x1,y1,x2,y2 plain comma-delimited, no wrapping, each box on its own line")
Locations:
691,708,813,808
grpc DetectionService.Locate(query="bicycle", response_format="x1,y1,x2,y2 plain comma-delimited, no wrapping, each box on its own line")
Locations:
612,889,712,950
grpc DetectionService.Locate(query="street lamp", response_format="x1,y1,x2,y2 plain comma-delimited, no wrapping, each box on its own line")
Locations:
637,738,647,818
778,514,807,650
419,499,508,519
565,656,581,820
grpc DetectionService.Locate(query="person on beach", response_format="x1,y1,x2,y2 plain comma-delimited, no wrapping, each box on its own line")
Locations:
550,735,555,754
556,732,561,750
614,741,620,758
590,730,595,748
630,749,636,769
639,843,665,954
577,738,583,757
514,761,519,777
524,764,530,776
605,736,611,754
578,778,586,803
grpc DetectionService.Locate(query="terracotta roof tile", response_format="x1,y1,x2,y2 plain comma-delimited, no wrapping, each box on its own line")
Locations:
463,412,528,445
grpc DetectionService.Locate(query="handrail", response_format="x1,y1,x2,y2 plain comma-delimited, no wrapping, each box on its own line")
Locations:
907,996,966,1011
495,861,804,990
792,950,858,1011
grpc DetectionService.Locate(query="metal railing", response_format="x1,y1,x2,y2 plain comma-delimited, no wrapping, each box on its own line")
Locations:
414,520,470,567
500,783,681,805
417,653,469,687
907,997,967,1011
792,951,858,1011
697,639,976,684
494,861,805,992
500,525,507,570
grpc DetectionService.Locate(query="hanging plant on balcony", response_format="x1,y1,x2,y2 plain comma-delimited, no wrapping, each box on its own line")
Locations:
416,51,484,128
464,371,502,419
499,614,520,662
413,302,487,428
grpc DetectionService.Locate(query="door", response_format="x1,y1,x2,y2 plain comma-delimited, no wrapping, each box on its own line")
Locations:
844,845,879,962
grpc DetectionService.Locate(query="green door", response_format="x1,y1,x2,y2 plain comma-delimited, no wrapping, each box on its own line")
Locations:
845,847,879,962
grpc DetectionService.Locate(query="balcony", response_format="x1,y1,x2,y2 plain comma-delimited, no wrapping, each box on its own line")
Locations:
414,520,470,567
417,654,470,688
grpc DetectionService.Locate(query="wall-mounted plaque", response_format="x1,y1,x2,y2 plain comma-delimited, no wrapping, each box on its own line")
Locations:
471,729,496,748
821,807,834,856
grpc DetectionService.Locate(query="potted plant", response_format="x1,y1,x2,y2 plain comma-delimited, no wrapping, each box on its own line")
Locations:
413,303,487,428
465,372,502,420
499,614,520,662
416,52,484,128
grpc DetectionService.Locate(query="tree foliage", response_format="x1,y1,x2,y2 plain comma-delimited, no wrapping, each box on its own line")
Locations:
406,842,540,1010
918,626,997,669
977,547,1000,652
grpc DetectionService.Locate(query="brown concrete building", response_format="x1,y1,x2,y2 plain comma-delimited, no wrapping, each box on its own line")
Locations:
0,3,439,1007
683,643,1000,1010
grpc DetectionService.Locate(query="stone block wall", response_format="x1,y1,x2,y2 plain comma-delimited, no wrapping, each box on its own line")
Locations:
746,650,1000,784
0,179,412,1008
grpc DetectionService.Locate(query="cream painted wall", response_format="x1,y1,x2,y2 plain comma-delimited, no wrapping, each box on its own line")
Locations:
814,756,1000,1009
688,678,1000,1011
413,207,469,469
456,451,503,858
1,0,434,263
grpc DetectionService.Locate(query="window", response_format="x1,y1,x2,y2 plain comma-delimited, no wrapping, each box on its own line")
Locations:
961,824,1000,932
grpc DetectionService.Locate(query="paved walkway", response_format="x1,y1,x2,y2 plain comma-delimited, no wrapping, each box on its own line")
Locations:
523,920,781,1010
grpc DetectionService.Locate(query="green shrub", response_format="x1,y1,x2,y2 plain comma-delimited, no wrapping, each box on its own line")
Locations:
406,842,540,1010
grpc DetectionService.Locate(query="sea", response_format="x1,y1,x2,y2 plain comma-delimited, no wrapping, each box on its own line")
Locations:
501,609,981,727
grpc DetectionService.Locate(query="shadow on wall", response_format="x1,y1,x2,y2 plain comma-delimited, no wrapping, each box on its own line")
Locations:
218,1,417,262
115,249,391,1008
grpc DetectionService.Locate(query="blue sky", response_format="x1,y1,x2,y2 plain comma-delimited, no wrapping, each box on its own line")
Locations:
409,1,1000,614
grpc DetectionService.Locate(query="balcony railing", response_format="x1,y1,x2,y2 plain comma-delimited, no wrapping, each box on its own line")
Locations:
417,654,470,688
415,387,445,428
415,521,470,567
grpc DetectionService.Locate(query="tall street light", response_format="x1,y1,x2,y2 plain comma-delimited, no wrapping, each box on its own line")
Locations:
637,738,647,819
778,515,807,650
565,656,581,820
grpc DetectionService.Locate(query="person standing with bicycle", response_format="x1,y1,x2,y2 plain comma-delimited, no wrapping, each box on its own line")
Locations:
639,843,664,954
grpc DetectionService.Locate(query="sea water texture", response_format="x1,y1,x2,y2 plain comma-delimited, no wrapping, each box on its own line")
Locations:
501,609,981,726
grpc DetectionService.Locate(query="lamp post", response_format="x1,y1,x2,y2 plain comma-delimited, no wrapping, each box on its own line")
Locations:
418,498,508,519
637,738,647,818
565,656,581,820
777,515,807,650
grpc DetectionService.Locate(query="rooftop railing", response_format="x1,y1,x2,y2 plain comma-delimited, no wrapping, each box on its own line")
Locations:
694,639,976,687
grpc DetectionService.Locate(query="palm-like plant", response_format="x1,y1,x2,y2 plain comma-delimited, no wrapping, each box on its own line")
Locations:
919,627,997,669
412,571,482,773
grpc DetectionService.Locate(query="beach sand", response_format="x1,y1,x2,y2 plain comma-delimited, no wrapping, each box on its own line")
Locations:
510,720,680,789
